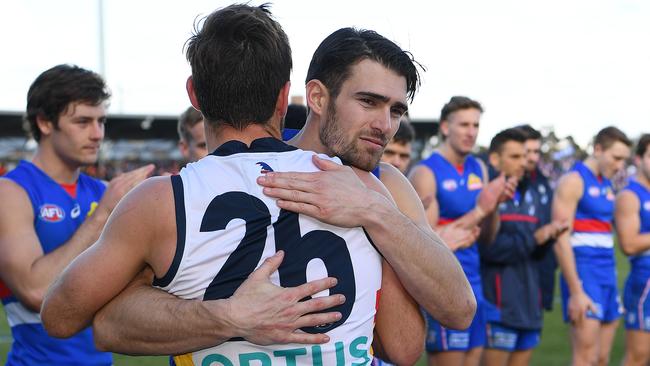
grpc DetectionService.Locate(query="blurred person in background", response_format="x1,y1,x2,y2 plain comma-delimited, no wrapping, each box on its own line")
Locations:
553,126,631,366
0,64,152,365
480,128,569,366
409,96,517,366
177,106,208,163
380,116,415,175
517,124,558,313
615,134,650,366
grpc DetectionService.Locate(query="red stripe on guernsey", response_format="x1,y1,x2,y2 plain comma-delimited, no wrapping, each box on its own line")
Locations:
500,214,539,223
573,219,612,233
495,274,502,308
438,217,456,226
374,289,381,323
0,280,11,299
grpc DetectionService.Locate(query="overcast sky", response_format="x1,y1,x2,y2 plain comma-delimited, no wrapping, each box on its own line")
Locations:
1,0,648,146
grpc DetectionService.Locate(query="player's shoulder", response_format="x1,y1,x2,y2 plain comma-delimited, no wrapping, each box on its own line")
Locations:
616,188,639,207
556,171,583,197
118,176,174,213
378,162,410,190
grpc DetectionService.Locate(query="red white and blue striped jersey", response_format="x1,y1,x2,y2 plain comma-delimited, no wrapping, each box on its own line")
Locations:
2,160,111,365
418,152,484,292
622,179,650,274
569,161,616,282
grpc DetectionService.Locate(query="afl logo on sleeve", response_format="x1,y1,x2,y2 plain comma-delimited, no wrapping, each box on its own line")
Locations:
467,173,483,191
39,204,65,222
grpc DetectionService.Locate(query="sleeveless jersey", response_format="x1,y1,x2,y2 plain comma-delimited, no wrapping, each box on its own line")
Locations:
623,180,650,274
418,152,484,291
1,160,111,365
155,138,382,366
569,161,616,283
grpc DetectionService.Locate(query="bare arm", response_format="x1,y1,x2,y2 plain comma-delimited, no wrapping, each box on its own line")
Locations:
552,172,596,323
260,157,476,329
41,177,168,337
0,166,151,312
92,255,343,355
372,260,424,366
616,190,650,255
408,165,480,251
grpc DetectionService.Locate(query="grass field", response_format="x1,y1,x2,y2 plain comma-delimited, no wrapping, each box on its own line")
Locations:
0,251,631,365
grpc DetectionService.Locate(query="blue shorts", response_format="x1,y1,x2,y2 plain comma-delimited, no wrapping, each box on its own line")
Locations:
425,298,486,352
560,276,622,323
485,322,540,351
623,272,650,331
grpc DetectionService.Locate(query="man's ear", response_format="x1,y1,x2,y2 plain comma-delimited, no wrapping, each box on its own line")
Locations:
489,151,500,170
305,79,329,117
186,76,201,111
36,114,54,138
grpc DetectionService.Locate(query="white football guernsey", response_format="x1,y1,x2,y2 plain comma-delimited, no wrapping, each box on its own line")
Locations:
154,138,382,366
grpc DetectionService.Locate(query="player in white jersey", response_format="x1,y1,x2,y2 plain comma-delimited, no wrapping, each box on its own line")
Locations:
44,5,475,364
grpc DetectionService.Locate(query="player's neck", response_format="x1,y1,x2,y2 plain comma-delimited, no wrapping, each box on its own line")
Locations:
31,144,80,184
206,122,281,152
290,117,329,155
583,157,603,179
439,143,467,167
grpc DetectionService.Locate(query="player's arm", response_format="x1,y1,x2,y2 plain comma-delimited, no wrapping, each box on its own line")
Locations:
0,170,138,313
41,176,170,337
407,164,441,227
260,157,475,329
616,190,650,255
372,260,424,366
408,164,480,251
551,172,595,323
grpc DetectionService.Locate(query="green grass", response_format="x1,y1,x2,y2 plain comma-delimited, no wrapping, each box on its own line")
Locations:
0,250,632,365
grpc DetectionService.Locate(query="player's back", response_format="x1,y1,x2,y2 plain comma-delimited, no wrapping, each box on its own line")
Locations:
155,138,382,366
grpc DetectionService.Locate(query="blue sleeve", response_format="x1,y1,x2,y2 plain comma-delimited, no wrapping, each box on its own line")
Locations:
480,221,538,264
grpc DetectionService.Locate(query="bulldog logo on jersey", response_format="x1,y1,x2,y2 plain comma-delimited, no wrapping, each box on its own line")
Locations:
588,186,600,197
467,173,483,190
256,162,274,173
39,204,65,223
442,179,458,191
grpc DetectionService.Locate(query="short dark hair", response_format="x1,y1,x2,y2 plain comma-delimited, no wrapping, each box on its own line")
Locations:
25,64,110,142
516,124,542,141
440,96,483,122
393,119,415,145
177,106,203,143
636,134,650,157
306,27,421,103
185,3,291,130
489,127,527,154
594,126,632,150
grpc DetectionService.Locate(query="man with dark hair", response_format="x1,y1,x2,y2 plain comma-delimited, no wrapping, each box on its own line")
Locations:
553,126,631,365
381,116,415,174
615,133,650,366
409,96,516,366
480,128,569,366
0,64,153,365
177,106,208,163
43,8,474,366
516,124,557,313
